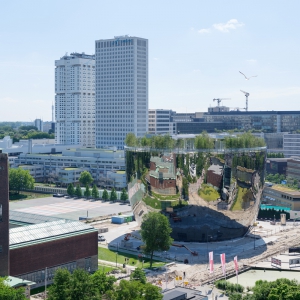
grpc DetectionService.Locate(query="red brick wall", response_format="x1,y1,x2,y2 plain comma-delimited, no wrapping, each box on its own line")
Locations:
10,232,98,276
0,153,9,277
207,170,222,189
150,161,156,171
150,176,176,190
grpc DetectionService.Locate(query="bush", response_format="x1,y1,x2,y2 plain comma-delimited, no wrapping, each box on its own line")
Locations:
215,280,244,293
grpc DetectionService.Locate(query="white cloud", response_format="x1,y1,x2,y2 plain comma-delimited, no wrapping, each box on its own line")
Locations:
213,19,244,33
198,28,210,34
153,57,159,61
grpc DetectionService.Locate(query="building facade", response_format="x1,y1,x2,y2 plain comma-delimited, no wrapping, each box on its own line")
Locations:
14,148,126,188
34,119,43,131
95,36,148,149
55,52,95,147
148,109,175,135
0,150,9,276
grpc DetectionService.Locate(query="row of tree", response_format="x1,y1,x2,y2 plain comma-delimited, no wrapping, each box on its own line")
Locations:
0,123,54,142
125,132,266,150
67,184,128,201
267,152,284,158
47,267,162,300
224,132,265,149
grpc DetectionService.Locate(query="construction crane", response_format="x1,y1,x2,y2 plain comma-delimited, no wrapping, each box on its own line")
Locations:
213,98,231,107
240,90,250,112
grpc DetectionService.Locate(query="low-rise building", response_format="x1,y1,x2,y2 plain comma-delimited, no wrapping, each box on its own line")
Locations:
262,184,300,210
266,158,289,175
286,156,300,186
207,164,223,190
13,148,126,188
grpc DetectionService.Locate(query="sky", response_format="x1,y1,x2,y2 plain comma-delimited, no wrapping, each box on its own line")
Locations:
1,0,300,121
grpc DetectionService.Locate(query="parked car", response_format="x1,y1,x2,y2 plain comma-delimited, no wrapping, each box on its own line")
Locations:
98,235,106,242
53,193,64,198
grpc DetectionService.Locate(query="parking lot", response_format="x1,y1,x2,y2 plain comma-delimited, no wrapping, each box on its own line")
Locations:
10,196,132,220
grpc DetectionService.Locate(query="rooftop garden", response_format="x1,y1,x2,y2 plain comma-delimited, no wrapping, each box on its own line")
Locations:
124,131,265,150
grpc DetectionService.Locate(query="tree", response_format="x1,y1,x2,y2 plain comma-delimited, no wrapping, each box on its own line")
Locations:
110,188,118,202
140,212,173,267
92,184,99,199
0,277,27,300
75,184,82,198
102,189,109,201
130,268,146,284
120,188,128,202
84,185,91,199
91,270,116,296
48,268,71,300
9,168,35,194
79,171,93,186
125,132,137,147
67,183,75,197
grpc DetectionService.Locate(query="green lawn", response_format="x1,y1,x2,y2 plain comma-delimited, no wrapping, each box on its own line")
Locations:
143,196,188,210
9,191,51,201
98,247,165,269
98,264,116,273
199,184,220,201
231,187,248,211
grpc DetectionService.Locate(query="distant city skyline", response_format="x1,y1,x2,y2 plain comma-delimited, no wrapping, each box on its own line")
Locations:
1,0,300,121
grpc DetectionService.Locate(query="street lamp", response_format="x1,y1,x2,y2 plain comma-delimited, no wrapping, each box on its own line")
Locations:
116,252,118,267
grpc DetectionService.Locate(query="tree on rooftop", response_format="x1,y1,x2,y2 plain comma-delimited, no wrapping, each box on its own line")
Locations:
91,184,99,199
9,168,35,194
140,212,173,268
67,183,75,197
79,171,93,186
125,132,137,147
75,184,82,198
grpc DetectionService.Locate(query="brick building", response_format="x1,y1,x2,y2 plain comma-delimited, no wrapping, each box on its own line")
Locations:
9,220,98,288
207,164,223,190
0,150,9,277
147,156,177,195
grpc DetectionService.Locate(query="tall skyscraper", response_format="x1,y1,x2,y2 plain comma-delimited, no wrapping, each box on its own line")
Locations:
95,36,148,149
0,150,9,276
55,52,95,147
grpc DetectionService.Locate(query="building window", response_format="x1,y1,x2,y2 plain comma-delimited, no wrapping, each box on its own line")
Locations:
0,204,2,222
0,245,2,253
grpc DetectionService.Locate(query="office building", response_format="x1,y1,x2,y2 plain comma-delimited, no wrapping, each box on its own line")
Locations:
34,119,43,131
148,109,175,135
55,52,95,147
0,150,9,276
95,36,148,149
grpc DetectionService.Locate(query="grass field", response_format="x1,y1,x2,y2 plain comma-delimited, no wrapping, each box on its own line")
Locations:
9,191,51,201
231,187,248,211
98,264,116,273
98,247,165,269
199,184,220,202
143,196,188,210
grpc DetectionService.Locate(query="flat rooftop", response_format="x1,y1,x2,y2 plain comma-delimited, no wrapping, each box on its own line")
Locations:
10,219,97,249
162,287,208,300
269,185,300,196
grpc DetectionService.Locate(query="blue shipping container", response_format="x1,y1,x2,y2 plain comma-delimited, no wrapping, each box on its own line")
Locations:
111,216,125,224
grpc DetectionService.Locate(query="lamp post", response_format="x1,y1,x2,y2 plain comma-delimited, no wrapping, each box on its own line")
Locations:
254,224,256,250
116,252,118,267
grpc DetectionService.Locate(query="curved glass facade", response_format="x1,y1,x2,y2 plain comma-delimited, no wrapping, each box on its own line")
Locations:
126,146,267,242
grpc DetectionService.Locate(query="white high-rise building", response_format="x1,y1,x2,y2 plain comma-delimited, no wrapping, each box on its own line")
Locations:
55,52,95,147
34,119,43,131
95,36,148,149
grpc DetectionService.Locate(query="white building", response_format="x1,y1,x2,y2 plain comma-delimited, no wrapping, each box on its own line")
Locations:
148,109,175,135
0,136,77,156
55,52,95,147
14,148,126,188
95,36,148,149
34,119,43,131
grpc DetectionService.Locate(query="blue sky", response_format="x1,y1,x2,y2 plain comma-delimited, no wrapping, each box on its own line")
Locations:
1,0,300,121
